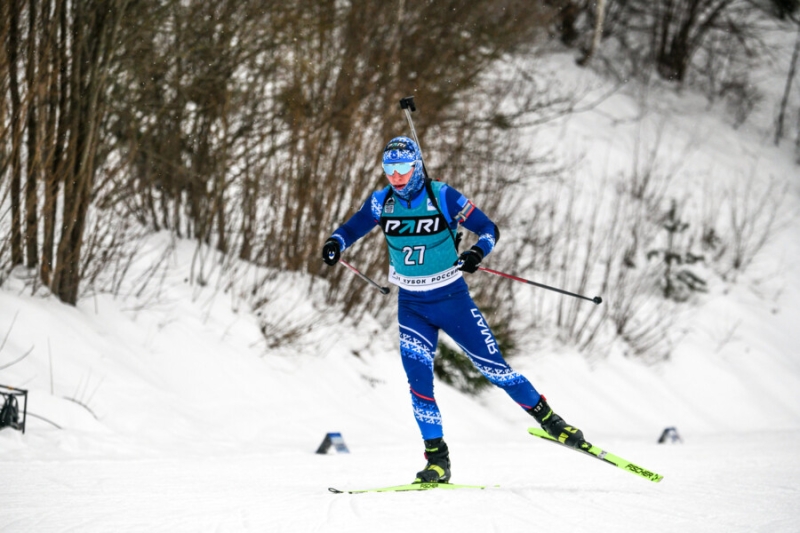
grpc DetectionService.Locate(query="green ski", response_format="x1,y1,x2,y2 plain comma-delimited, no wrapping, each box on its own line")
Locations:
528,427,664,483
329,482,492,494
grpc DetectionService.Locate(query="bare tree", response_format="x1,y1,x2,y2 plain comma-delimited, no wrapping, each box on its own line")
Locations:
5,0,24,268
578,0,608,66
50,1,131,304
40,0,65,287
24,0,39,269
775,21,800,145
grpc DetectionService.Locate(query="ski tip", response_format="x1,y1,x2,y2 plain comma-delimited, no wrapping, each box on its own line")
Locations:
527,427,554,439
528,427,665,484
328,487,344,494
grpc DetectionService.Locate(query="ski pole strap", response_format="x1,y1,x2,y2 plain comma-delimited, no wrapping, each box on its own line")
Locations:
477,267,602,305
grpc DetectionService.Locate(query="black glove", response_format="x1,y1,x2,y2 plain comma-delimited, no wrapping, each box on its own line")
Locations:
322,238,341,266
454,246,484,273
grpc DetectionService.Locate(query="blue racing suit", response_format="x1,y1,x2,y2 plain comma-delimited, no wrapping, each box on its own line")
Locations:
330,180,541,440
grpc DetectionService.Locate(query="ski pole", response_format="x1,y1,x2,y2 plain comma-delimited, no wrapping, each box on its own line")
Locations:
398,97,597,305
339,259,390,295
478,266,602,305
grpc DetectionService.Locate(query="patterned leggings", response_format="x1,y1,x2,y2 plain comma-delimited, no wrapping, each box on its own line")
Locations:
397,279,541,440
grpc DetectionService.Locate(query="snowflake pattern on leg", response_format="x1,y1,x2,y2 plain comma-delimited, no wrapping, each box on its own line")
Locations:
400,332,434,371
411,394,442,427
472,359,528,387
459,345,528,387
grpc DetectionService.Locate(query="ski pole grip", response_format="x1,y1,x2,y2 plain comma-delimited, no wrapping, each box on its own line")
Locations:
399,96,416,112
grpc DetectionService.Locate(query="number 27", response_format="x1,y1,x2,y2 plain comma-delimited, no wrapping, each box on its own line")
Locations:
403,245,426,265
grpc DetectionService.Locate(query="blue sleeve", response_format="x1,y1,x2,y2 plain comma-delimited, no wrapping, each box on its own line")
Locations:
440,185,497,256
329,190,384,251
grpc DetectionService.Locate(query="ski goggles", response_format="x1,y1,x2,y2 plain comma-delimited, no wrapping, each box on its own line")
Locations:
382,161,416,175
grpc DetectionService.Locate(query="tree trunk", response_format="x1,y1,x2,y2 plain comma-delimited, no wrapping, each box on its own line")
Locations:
51,0,86,303
41,0,67,286
578,0,606,66
24,0,39,269
51,0,128,304
6,0,24,267
775,24,800,146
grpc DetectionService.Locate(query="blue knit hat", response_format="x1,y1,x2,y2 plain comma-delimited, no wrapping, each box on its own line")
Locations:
383,136,425,200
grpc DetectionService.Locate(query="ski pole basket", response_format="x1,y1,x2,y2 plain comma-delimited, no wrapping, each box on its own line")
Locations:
0,384,28,434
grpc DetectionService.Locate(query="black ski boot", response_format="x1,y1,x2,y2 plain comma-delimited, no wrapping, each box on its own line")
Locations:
413,437,451,483
528,396,590,450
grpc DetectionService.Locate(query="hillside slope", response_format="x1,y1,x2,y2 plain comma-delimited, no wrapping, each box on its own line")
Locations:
2,48,800,532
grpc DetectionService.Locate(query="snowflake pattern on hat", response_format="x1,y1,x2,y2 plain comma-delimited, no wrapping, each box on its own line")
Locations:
383,137,419,163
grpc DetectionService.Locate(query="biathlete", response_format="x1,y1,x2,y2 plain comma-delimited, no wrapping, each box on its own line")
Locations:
322,136,590,483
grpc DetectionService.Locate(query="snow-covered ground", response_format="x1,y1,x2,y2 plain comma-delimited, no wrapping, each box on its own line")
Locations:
2,49,800,532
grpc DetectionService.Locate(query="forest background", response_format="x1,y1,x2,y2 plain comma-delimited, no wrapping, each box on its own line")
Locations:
2,0,799,377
